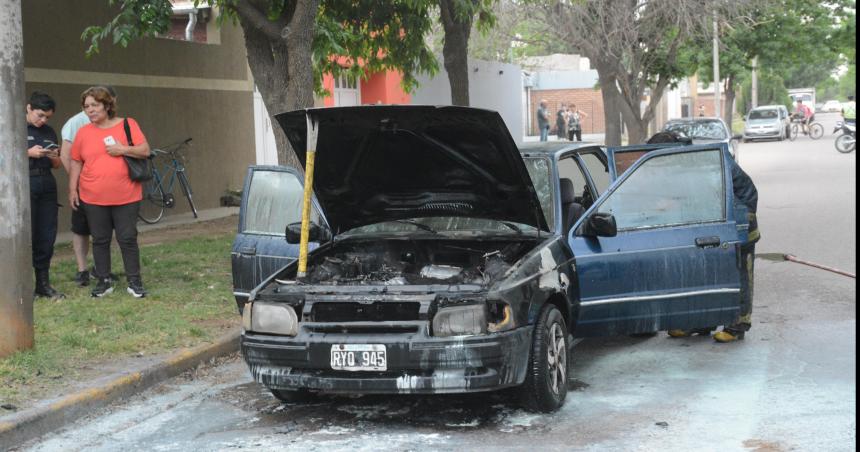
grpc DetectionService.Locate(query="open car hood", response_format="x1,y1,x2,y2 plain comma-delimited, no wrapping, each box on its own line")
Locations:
276,106,547,233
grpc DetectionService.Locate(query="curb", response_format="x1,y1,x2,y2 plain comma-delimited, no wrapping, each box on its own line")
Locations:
0,328,241,450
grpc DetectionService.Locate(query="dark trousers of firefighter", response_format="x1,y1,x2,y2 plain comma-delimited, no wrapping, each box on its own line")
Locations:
84,201,141,280
30,174,59,271
736,243,755,331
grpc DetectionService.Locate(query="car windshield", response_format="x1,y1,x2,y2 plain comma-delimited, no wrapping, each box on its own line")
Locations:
748,109,779,120
664,120,728,140
343,217,540,236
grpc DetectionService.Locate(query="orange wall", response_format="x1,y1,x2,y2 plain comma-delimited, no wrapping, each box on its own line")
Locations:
321,70,410,106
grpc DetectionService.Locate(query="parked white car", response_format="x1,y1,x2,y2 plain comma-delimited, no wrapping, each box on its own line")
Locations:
822,100,843,113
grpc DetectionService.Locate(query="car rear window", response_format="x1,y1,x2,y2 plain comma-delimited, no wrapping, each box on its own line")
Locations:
663,120,728,140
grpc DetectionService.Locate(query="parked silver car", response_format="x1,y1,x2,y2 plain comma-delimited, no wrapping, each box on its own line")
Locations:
662,117,741,158
743,105,791,142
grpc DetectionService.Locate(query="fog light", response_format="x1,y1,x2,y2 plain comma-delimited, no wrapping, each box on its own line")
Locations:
247,302,299,336
432,304,487,337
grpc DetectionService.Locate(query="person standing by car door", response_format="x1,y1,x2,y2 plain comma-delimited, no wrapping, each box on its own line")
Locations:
556,103,567,141
567,104,587,142
537,100,550,142
26,91,65,299
647,131,760,342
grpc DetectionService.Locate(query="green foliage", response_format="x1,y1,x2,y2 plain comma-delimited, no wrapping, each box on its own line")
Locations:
85,1,439,96
314,0,439,95
695,0,855,90
82,0,173,55
737,71,792,116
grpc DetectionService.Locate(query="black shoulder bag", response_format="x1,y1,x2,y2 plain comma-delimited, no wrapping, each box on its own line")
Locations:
122,118,153,182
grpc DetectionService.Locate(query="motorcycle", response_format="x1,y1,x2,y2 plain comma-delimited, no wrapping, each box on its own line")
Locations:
833,121,856,153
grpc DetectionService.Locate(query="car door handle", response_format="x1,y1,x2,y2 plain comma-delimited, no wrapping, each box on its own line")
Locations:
239,246,256,255
695,236,721,248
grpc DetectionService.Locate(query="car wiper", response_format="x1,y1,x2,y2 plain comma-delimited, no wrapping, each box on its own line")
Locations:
498,221,523,234
395,219,437,234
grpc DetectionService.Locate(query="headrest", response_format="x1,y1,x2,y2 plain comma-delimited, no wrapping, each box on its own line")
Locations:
560,178,576,204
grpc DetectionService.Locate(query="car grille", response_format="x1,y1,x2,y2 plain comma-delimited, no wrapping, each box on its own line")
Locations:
311,302,422,322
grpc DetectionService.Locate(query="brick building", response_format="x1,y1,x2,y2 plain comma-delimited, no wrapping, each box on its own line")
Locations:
528,88,605,136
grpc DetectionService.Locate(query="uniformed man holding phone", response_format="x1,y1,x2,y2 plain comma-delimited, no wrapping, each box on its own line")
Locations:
26,91,64,299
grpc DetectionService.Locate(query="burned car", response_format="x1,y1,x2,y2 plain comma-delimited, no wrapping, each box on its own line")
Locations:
232,106,748,412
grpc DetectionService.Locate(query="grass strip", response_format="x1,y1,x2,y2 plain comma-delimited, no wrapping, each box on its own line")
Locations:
0,233,238,408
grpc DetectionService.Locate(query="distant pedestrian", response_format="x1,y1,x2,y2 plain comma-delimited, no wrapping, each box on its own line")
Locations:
537,100,550,141
68,86,151,298
26,91,64,299
567,104,587,142
698,105,706,117
60,85,118,287
556,103,568,140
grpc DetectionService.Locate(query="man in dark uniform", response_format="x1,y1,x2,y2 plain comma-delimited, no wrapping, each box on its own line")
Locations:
646,131,760,343
26,91,64,299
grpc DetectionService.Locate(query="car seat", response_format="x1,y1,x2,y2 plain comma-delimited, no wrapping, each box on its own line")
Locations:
560,178,585,235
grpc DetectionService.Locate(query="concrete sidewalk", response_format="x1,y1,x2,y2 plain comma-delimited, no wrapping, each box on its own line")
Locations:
56,207,239,245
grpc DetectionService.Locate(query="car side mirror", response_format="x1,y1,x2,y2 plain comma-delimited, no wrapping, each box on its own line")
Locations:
285,221,329,244
577,212,617,237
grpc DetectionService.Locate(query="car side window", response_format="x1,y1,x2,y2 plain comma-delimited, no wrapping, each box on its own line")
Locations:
596,150,725,230
244,171,319,235
579,152,609,195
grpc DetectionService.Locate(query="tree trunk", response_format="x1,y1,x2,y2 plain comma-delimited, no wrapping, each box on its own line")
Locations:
236,0,319,168
723,73,736,132
439,0,472,106
597,71,623,146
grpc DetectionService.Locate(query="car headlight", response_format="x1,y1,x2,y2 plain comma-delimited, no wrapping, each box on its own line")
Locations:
432,304,487,337
242,302,299,336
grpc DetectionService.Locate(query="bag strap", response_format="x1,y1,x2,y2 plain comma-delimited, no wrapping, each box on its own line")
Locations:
123,118,134,146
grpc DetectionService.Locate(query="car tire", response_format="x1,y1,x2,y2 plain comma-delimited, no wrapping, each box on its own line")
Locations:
269,388,318,404
518,304,569,413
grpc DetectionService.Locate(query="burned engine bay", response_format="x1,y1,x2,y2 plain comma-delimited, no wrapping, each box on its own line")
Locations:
285,238,537,287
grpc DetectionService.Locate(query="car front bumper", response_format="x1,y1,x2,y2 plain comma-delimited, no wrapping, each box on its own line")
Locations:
744,129,781,139
241,324,533,394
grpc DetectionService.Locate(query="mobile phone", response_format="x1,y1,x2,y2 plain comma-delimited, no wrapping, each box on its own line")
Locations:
44,143,59,150
103,136,117,146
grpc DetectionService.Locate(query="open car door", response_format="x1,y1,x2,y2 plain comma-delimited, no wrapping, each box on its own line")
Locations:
569,143,742,336
230,166,326,311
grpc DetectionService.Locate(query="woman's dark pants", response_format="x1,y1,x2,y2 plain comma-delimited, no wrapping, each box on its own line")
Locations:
83,201,142,281
30,173,58,272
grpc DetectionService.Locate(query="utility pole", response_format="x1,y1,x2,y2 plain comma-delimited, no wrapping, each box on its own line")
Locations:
751,56,759,108
712,7,721,119
0,0,35,358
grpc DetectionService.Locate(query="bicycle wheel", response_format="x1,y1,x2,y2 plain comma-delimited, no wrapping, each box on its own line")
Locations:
177,170,198,218
835,134,856,153
808,123,824,140
139,177,165,224
788,124,799,141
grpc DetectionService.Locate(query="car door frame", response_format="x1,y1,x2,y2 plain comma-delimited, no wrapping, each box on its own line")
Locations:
231,165,328,311
568,143,742,337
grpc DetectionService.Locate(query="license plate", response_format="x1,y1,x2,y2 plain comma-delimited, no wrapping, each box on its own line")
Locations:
330,344,387,371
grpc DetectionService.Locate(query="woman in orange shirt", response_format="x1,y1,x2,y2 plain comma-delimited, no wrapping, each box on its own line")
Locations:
68,86,151,298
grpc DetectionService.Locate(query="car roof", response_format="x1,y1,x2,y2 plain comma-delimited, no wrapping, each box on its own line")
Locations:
518,141,602,157
667,117,725,122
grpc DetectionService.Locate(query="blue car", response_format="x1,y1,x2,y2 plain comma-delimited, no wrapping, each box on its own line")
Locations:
231,106,748,412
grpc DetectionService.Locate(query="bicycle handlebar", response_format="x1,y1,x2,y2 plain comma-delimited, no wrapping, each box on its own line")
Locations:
150,138,193,158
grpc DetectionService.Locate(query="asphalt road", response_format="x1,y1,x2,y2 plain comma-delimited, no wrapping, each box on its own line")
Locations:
21,113,856,451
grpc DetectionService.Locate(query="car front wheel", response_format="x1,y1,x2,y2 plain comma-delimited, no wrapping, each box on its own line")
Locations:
519,304,569,412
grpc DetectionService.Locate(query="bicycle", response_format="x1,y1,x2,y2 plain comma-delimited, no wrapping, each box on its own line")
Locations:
139,138,199,224
788,115,824,141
